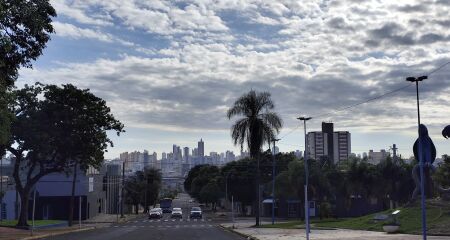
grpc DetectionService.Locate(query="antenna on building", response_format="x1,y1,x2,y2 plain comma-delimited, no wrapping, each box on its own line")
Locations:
389,144,398,161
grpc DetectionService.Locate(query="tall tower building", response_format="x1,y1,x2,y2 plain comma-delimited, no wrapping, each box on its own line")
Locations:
184,147,190,163
198,139,204,157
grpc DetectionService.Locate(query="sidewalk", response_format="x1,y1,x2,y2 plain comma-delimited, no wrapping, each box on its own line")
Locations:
221,221,450,240
0,213,142,240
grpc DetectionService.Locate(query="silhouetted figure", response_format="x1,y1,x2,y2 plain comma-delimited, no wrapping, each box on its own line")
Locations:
410,124,450,203
442,125,450,139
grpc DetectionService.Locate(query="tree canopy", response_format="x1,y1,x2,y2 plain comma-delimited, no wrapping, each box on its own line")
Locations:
5,83,124,226
0,0,56,86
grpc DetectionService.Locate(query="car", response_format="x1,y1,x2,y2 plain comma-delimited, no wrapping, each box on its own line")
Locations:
171,208,183,218
189,207,202,219
149,208,163,219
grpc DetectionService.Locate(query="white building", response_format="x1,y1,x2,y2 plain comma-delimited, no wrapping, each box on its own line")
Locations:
368,149,390,165
306,122,351,164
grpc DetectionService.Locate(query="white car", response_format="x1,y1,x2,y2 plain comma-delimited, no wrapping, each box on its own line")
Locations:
190,207,202,219
171,208,183,218
149,208,163,219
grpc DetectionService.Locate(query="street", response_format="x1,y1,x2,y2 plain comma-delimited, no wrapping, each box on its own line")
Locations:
40,193,243,240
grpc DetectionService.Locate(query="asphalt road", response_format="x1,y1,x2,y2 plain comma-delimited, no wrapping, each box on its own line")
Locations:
40,193,243,240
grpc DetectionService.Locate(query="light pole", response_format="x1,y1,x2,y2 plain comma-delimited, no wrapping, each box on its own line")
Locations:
121,161,125,218
298,116,312,240
406,75,428,240
271,138,280,225
0,156,3,222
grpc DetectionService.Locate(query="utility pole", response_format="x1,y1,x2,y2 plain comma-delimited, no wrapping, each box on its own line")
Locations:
0,156,3,222
406,75,428,240
298,116,312,240
392,144,398,161
79,196,82,229
121,161,125,218
271,138,280,225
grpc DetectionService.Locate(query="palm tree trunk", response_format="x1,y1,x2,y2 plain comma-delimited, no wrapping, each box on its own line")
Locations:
255,155,260,226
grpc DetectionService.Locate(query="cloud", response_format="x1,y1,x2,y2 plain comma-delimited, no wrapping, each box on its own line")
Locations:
18,0,450,156
53,22,113,42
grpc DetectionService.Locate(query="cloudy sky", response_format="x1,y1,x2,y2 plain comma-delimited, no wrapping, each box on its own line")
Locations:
18,0,450,159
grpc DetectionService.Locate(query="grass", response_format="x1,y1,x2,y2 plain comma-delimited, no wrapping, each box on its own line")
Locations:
261,200,450,235
0,220,64,227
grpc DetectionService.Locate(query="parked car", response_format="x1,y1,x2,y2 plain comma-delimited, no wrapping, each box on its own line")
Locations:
190,207,202,219
171,208,183,218
149,208,163,219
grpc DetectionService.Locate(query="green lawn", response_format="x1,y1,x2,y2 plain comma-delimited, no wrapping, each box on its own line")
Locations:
0,220,64,227
261,201,450,235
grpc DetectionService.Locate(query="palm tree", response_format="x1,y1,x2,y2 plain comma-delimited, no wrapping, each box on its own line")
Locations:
227,90,282,226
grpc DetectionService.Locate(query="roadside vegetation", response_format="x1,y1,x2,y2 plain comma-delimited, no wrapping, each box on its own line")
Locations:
262,201,450,235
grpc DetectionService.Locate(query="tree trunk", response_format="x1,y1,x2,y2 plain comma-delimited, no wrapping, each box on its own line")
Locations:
135,204,139,214
68,163,78,226
255,155,260,226
17,188,30,227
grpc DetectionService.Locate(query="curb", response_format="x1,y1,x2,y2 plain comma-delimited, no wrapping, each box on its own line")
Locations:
21,226,96,240
219,225,259,240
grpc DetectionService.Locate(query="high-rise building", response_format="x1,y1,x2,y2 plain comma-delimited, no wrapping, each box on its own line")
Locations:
198,139,204,157
162,152,167,160
306,122,351,164
184,147,190,163
333,131,351,163
192,148,198,157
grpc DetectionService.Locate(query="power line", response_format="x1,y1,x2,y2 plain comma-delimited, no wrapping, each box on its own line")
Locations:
279,61,450,140
427,61,450,76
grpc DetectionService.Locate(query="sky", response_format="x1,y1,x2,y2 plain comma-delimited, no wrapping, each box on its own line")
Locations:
17,0,450,159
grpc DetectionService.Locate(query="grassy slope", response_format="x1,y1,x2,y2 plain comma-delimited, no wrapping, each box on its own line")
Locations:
0,220,64,227
262,201,450,235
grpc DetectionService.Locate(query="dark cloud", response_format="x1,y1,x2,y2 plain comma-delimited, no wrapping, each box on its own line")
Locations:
397,4,429,13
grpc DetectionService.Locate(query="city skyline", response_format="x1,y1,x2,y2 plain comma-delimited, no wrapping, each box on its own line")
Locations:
16,0,450,160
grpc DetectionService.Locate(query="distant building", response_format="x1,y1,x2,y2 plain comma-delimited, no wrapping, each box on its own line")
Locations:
368,149,390,165
198,139,204,157
306,122,351,164
183,147,189,163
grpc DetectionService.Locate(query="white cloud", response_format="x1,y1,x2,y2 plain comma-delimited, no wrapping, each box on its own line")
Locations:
19,0,450,156
53,22,113,42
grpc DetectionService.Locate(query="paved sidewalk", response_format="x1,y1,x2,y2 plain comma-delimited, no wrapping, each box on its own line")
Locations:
221,222,450,240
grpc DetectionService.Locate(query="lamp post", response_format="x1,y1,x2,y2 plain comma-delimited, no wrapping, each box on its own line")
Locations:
298,116,312,240
406,75,428,240
271,138,280,225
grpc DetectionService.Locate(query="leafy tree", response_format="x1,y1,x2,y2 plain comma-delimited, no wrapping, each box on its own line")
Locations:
184,164,208,193
189,165,220,200
433,155,450,190
0,0,56,85
4,83,123,227
0,0,56,152
140,168,162,213
199,181,222,211
124,168,162,214
124,174,141,214
227,90,282,226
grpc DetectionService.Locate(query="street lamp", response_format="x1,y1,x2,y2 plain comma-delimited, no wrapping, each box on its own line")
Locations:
271,138,280,225
297,116,312,240
406,75,428,240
